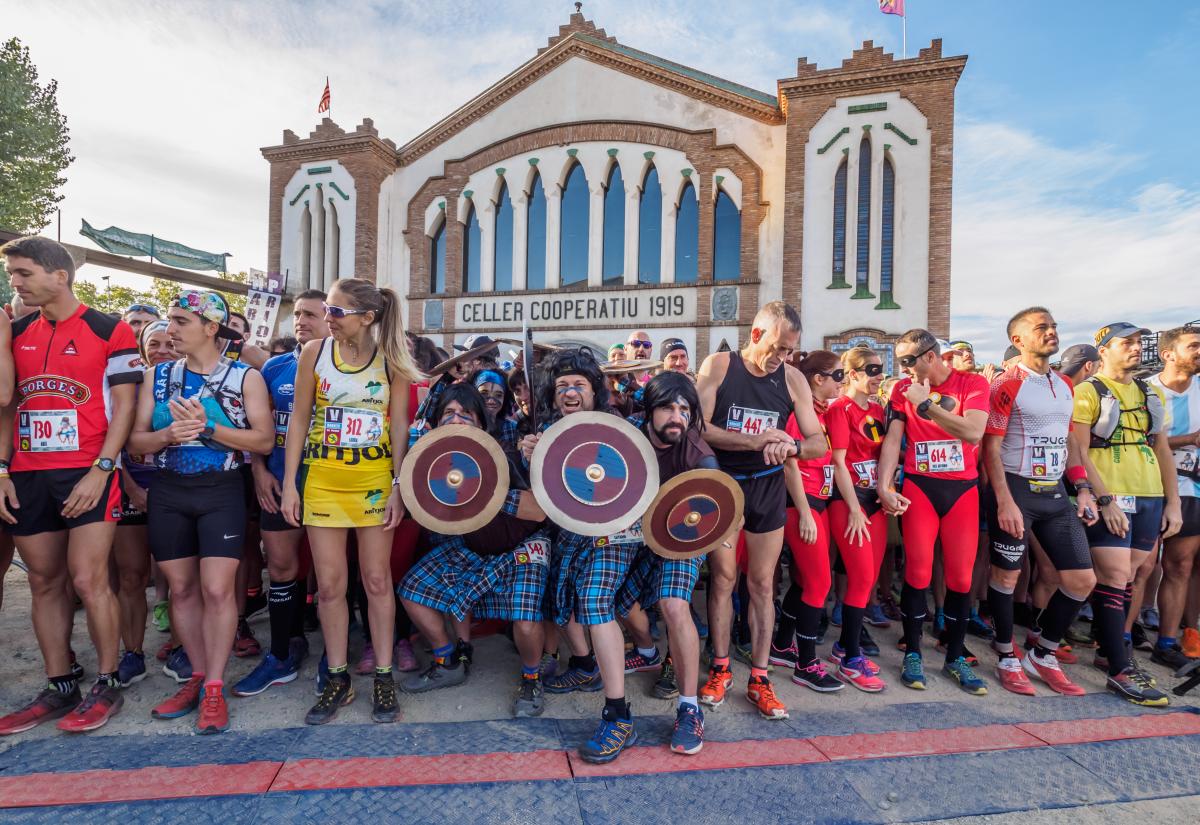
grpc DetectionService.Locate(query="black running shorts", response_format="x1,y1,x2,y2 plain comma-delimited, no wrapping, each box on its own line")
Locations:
985,473,1092,572
148,470,246,562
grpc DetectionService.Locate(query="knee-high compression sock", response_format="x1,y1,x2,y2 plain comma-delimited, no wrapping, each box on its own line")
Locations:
796,602,825,665
942,590,971,663
1034,588,1086,653
901,583,927,653
774,583,804,650
840,604,866,660
1093,584,1129,676
269,579,301,660
988,583,1017,654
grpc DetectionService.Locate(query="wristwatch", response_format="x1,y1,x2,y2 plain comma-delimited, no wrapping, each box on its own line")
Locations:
201,420,217,439
93,457,116,473
916,398,935,416
1096,494,1114,507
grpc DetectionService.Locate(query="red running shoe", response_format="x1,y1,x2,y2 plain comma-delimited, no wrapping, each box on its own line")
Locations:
995,655,1036,696
196,685,230,734
152,674,204,719
0,686,80,735
57,682,123,733
233,620,261,658
1023,649,1085,696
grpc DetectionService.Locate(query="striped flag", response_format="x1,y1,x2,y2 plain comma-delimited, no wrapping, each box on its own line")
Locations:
317,77,330,113
879,0,905,15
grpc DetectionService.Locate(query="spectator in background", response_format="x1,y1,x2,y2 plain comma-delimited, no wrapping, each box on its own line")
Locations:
660,338,690,376
268,336,297,357
1059,344,1101,383
608,344,626,364
123,303,160,338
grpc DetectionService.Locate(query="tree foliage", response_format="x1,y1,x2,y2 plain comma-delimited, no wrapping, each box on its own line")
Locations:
0,38,74,234
73,272,248,317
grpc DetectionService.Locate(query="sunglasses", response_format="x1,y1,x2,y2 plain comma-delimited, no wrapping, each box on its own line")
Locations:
818,368,846,382
629,341,652,350
858,363,884,377
899,344,937,368
126,303,160,316
949,341,974,353
323,302,368,319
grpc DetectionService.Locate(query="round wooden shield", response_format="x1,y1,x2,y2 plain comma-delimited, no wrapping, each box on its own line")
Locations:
530,411,659,536
644,470,744,560
399,425,509,535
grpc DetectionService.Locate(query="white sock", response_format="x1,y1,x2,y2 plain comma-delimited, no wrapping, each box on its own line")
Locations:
637,646,657,659
678,695,698,710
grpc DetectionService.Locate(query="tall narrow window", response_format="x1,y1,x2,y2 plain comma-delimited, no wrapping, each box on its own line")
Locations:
430,217,446,293
638,166,662,284
830,158,849,289
675,182,698,284
878,155,900,308
494,182,513,292
463,203,481,293
602,164,624,285
713,189,741,281
299,204,312,289
527,173,546,290
559,162,588,288
854,137,874,299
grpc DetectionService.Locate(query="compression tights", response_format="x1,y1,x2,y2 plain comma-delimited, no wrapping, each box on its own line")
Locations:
829,497,888,659
782,502,833,664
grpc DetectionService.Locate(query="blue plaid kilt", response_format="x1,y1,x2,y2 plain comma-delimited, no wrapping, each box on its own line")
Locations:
549,529,637,626
397,531,550,623
616,546,702,615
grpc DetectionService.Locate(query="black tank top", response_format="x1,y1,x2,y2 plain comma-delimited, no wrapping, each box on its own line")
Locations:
710,352,794,474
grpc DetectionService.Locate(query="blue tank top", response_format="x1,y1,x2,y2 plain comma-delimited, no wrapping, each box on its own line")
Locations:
151,358,249,475
261,349,299,482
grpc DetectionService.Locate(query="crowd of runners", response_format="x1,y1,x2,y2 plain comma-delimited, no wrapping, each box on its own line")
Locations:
0,234,1196,766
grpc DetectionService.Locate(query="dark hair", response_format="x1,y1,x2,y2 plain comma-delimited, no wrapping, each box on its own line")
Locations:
1160,325,1200,353
508,364,527,390
897,328,939,355
640,371,703,434
269,335,298,353
1006,306,1052,339
407,333,442,373
294,289,327,302
1,236,76,286
430,382,489,430
470,367,515,434
795,350,840,386
535,347,610,423
230,311,249,327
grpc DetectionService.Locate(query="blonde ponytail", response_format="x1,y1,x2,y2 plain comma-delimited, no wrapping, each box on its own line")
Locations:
332,277,423,383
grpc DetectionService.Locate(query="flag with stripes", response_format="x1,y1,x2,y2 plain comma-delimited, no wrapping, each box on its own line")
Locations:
317,77,330,113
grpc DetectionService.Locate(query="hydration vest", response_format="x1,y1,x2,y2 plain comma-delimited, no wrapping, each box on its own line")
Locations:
1086,376,1164,449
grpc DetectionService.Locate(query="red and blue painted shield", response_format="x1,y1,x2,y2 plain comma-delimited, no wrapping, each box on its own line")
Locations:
645,470,744,560
399,426,508,535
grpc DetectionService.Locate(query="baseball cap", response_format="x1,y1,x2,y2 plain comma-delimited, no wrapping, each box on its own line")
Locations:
608,343,626,358
454,334,500,359
1059,344,1100,377
1002,344,1020,362
947,340,974,353
660,337,688,358
171,290,239,339
1095,322,1150,347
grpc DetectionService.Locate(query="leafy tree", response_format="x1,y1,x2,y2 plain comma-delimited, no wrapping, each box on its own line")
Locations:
74,272,248,317
0,38,73,233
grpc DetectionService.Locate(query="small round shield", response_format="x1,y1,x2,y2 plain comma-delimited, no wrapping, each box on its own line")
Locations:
530,411,659,536
644,470,744,560
399,425,509,535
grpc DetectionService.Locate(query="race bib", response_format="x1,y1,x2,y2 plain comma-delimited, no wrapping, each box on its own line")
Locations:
725,406,779,436
820,465,834,497
1175,448,1198,476
852,459,879,489
914,439,965,474
273,410,290,448
514,537,550,567
1030,445,1067,479
323,406,384,448
19,409,79,452
594,521,644,548
1116,495,1137,514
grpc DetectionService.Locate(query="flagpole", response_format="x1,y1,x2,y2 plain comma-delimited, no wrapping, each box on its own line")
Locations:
902,12,907,58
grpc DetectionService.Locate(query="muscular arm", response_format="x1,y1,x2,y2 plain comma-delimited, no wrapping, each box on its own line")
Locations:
99,382,138,462
210,369,275,454
983,434,1015,506
1168,431,1200,449
127,370,173,455
1070,422,1111,499
786,365,825,459
924,405,987,444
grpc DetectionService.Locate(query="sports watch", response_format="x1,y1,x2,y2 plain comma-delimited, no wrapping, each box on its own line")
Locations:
202,420,217,439
916,398,935,416
1096,495,1114,507
93,457,116,473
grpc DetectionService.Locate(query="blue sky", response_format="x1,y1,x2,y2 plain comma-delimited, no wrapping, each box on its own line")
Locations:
8,0,1199,360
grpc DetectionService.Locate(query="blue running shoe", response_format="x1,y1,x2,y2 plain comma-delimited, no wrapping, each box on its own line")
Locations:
314,652,329,696
934,608,946,635
901,651,926,690
163,646,192,683
944,656,988,695
233,652,299,697
544,666,602,694
831,600,844,627
578,715,637,764
117,651,146,687
865,603,891,628
671,703,704,755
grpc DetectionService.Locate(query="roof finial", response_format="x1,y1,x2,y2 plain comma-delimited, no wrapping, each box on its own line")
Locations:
575,2,582,13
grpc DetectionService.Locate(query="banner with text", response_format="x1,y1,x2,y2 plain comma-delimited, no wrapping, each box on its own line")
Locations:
456,288,697,330
245,269,286,347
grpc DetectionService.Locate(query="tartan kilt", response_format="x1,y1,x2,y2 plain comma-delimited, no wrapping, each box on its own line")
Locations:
549,530,636,627
616,546,702,615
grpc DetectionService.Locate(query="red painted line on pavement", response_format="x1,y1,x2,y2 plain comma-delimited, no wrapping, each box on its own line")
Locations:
0,760,282,809
568,737,827,778
809,723,1042,761
272,749,571,791
1017,711,1200,746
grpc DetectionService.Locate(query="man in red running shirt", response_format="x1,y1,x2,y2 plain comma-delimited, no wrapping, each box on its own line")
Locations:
0,237,142,735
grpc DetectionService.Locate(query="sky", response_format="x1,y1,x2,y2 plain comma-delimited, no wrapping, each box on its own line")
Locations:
8,0,1199,361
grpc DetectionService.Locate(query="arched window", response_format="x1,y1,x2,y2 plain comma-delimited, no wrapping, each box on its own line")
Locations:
559,162,588,288
854,137,874,299
878,155,899,308
526,173,546,290
494,182,513,292
831,158,849,289
638,166,662,284
675,181,698,284
463,202,481,293
602,163,624,285
713,189,740,281
430,216,446,294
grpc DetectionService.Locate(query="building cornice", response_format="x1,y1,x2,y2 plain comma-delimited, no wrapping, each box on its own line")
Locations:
778,40,966,102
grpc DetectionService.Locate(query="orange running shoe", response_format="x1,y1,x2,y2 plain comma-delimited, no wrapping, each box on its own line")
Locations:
746,676,789,720
196,685,230,734
1182,628,1200,659
698,665,732,708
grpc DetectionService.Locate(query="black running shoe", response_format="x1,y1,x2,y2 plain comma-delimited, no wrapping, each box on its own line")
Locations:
371,674,399,723
305,673,354,725
1150,644,1192,671
454,639,474,670
1131,622,1153,652
652,657,679,700
859,626,881,657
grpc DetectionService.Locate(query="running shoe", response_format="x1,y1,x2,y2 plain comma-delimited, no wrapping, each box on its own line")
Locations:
967,610,995,640
539,652,559,680
57,681,123,732
934,608,946,635
1107,667,1169,707
356,643,377,676
831,600,844,627
394,638,419,672
401,661,468,694
513,675,545,718
244,590,268,621
691,606,709,640
865,603,892,628
306,673,354,725
0,686,80,735
1025,634,1079,663
792,658,843,693
1183,627,1200,659
1131,622,1153,652
454,639,474,669
578,715,637,764
163,646,192,683
698,665,733,708
1150,644,1192,671
314,652,330,696
117,651,147,687
944,656,988,695
1022,649,1084,696
839,655,886,692
652,657,679,700
233,619,261,658
152,674,204,719
1130,655,1158,688
828,642,881,675
289,636,310,667
901,652,926,690
372,673,400,723
624,647,662,674
1066,624,1097,646
544,665,601,694
859,626,881,657
747,676,789,719
233,652,299,697
995,655,1036,696
768,640,799,669
196,685,229,734
1140,607,1160,631
935,638,980,666
732,640,753,667
69,650,84,681
153,600,170,633
880,594,902,622
671,703,704,755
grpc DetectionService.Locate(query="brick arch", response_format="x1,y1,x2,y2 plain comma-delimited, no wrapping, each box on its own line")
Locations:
404,120,767,302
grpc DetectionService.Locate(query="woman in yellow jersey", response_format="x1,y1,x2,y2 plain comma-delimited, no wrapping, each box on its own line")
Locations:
281,278,421,725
